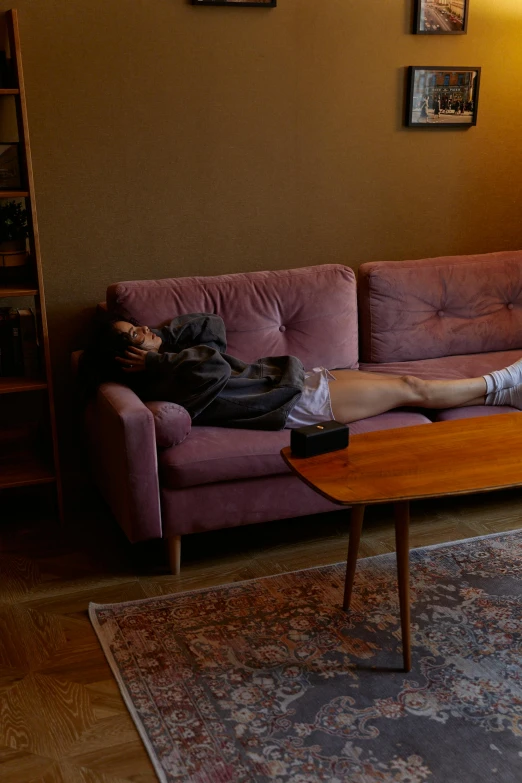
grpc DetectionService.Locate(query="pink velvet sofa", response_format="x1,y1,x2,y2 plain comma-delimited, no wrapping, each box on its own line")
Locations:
80,251,522,572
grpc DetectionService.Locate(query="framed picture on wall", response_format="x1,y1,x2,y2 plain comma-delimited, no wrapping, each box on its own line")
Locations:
192,0,276,6
406,67,480,127
414,0,469,35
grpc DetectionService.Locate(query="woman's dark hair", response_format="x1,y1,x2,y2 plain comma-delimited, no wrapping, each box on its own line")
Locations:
79,315,141,397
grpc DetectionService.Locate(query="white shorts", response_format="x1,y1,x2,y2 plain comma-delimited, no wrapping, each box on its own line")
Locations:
285,367,336,429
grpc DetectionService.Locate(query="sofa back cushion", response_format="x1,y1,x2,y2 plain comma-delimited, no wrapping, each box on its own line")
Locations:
358,251,522,363
106,264,358,370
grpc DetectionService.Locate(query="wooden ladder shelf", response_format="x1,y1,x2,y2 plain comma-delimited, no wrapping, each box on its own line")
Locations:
0,9,63,518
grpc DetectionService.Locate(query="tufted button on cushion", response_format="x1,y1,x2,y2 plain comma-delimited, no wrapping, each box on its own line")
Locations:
437,310,444,317
279,324,286,332
507,303,514,310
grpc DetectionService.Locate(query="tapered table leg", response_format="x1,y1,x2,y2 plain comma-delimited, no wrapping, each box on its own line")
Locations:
343,504,365,611
394,501,411,672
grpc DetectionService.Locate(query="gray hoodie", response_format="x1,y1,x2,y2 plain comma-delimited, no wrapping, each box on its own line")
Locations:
140,313,305,430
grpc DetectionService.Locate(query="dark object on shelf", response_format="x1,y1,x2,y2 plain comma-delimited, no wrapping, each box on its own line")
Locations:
290,420,349,459
9,307,23,374
18,308,40,378
0,308,40,377
0,143,21,188
0,51,13,87
0,200,29,281
0,306,23,375
0,306,13,375
406,66,481,128
414,0,469,35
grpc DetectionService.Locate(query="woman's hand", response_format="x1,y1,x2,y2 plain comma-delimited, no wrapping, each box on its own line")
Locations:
116,346,149,373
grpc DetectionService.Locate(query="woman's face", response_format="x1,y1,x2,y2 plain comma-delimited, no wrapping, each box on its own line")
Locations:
113,321,162,352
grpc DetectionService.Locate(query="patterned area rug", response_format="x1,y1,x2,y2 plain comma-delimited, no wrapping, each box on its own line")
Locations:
89,530,522,783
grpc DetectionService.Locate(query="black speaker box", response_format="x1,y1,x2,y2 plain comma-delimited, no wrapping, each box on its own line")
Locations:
290,419,349,458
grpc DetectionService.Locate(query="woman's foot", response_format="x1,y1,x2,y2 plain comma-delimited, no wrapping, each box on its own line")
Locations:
485,381,522,410
484,358,522,394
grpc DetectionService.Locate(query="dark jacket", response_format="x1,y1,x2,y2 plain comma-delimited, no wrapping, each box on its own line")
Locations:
137,313,305,430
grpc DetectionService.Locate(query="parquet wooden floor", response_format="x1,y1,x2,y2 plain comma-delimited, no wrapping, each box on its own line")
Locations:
1,483,522,782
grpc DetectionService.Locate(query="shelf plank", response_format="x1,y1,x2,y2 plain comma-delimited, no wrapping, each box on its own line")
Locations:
0,191,29,198
0,88,19,94
0,283,38,296
0,377,47,394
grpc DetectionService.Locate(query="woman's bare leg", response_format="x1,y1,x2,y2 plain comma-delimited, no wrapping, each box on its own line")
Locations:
329,370,487,424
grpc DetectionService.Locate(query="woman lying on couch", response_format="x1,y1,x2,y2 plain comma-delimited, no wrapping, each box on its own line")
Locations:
81,312,522,430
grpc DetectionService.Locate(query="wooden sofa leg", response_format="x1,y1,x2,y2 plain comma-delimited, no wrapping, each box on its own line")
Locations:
166,535,181,575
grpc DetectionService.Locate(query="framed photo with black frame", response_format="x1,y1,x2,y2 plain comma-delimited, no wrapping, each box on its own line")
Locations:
406,66,480,127
414,0,469,35
192,0,276,6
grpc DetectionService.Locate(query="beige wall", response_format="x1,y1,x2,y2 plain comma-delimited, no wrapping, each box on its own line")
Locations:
1,0,521,471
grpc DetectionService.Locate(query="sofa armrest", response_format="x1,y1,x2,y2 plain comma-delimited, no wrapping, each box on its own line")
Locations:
85,382,162,542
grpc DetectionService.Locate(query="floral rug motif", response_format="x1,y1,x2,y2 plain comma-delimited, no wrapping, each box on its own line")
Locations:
89,530,522,783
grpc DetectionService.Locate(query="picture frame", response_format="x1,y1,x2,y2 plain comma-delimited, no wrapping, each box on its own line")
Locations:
414,0,469,34
0,143,21,190
192,0,276,6
406,67,480,127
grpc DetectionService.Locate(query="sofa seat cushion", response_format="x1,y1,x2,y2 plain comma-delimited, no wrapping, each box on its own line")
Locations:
360,349,520,421
349,410,432,435
159,427,290,490
360,348,522,382
435,405,516,421
159,411,432,490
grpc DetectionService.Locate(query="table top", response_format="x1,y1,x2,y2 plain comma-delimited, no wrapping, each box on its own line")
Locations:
281,412,522,506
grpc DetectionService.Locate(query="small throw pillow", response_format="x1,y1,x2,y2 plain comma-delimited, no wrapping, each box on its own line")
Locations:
144,401,191,448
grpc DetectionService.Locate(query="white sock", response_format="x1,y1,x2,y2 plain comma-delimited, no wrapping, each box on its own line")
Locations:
483,358,522,394
485,385,522,409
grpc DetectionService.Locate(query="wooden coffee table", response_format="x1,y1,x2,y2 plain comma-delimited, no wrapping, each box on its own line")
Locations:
281,412,522,672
